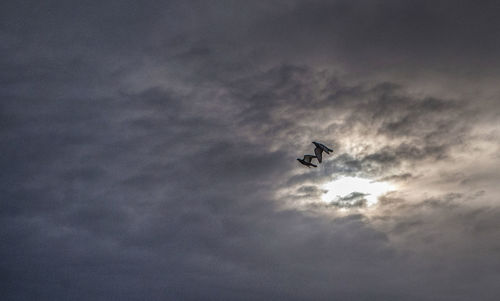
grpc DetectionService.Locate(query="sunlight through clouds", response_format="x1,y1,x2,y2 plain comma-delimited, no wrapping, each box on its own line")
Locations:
321,176,395,206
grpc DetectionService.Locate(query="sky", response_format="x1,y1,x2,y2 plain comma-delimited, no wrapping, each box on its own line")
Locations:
2,1,500,300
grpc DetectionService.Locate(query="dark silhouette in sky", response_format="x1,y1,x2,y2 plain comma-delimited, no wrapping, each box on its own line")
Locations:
297,155,318,167
313,141,333,163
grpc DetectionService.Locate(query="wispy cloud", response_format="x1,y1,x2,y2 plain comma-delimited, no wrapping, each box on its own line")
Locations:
1,0,500,300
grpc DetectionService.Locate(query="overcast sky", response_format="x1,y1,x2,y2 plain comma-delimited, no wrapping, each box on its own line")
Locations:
2,1,500,300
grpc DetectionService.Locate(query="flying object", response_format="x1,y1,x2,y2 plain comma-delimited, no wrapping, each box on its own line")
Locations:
297,155,318,167
312,142,333,163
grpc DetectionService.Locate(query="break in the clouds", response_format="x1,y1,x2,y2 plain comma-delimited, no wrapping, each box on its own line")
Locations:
2,1,500,300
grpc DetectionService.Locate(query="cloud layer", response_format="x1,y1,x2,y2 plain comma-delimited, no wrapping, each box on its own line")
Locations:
2,0,500,300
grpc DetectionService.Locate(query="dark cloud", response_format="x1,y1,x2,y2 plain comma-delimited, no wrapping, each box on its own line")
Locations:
376,173,414,183
2,0,500,300
328,192,369,208
249,0,500,78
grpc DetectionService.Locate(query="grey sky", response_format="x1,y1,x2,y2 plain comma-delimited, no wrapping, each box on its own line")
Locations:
2,1,500,300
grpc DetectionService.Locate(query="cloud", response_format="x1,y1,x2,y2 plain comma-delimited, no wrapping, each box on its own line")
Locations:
329,192,369,208
1,0,500,300
376,173,414,183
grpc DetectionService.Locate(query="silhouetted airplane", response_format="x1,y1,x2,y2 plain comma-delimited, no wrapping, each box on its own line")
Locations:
297,155,318,167
312,142,333,163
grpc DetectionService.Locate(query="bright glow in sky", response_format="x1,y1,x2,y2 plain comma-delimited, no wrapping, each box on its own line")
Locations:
321,176,395,206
